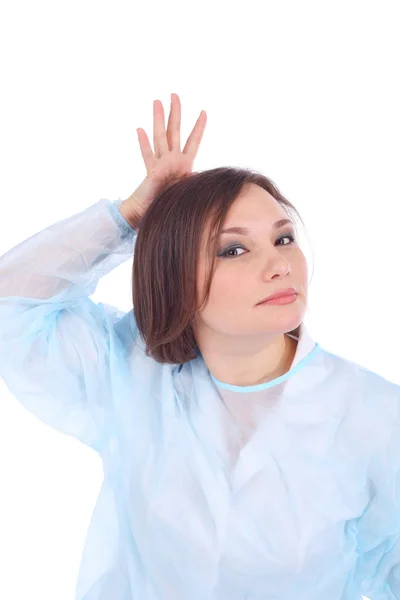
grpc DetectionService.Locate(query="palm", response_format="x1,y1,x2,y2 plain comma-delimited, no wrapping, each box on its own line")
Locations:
137,94,207,188
147,152,194,184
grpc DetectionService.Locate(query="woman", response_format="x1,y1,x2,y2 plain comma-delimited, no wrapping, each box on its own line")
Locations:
1,93,399,600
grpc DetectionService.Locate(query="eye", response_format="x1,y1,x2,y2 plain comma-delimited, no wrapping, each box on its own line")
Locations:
219,233,296,259
220,245,246,258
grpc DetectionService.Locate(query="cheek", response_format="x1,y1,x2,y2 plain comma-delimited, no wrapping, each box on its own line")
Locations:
195,269,235,316
208,271,244,308
291,248,307,273
298,254,309,281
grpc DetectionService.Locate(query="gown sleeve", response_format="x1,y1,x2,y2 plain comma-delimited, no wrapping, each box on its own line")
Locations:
355,393,400,599
0,198,137,453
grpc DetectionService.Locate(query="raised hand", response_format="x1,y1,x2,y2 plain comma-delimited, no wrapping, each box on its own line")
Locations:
120,93,207,229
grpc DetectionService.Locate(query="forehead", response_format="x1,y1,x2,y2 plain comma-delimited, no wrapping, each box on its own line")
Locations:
202,184,288,242
199,184,289,261
227,184,287,221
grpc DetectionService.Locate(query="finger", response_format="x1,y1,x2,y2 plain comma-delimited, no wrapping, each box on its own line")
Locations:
166,93,181,151
153,100,169,158
136,128,157,173
182,110,207,158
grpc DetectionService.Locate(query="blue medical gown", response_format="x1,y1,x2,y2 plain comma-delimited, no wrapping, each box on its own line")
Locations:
1,198,400,600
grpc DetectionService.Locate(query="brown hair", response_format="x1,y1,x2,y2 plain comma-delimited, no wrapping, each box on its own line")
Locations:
132,166,306,365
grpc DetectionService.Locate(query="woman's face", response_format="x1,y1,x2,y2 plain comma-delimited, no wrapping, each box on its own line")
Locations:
193,184,308,347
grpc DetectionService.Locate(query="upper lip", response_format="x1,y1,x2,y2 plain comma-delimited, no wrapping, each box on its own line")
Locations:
258,287,297,303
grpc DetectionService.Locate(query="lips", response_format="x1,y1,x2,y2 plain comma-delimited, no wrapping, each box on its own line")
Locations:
259,288,297,303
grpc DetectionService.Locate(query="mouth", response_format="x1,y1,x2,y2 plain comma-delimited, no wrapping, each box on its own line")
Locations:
257,288,297,304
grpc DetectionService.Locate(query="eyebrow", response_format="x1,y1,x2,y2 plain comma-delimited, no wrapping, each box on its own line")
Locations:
216,218,294,239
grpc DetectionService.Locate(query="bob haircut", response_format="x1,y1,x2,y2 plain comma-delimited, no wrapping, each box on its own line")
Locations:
132,166,306,365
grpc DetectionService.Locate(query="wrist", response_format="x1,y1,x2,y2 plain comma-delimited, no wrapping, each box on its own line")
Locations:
118,198,143,230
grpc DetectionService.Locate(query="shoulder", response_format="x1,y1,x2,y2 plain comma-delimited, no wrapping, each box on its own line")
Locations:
319,345,400,427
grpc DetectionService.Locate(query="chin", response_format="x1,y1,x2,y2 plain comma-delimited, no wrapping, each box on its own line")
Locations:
264,311,304,335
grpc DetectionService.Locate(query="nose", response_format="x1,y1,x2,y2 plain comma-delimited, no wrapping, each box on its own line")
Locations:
266,252,291,278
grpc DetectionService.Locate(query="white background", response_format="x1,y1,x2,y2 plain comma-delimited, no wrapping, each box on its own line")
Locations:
1,1,399,598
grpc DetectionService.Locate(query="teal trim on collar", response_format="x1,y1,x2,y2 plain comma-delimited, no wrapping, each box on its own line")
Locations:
210,343,323,393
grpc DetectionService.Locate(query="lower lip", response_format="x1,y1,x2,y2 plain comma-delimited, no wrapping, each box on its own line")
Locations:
258,293,297,306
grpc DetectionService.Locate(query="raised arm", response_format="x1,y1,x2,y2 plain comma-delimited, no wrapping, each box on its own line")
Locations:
0,198,137,452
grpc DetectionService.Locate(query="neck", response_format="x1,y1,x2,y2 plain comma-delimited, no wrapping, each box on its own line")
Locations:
199,331,299,388
252,334,298,385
